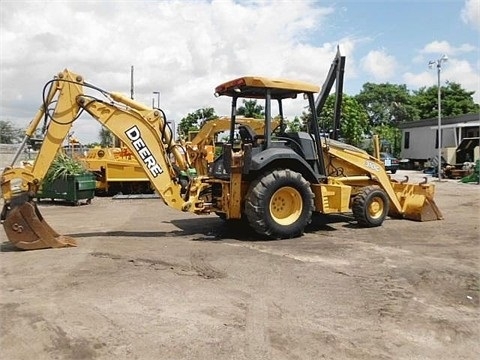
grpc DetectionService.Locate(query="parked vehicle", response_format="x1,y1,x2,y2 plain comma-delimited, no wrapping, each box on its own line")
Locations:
380,152,399,174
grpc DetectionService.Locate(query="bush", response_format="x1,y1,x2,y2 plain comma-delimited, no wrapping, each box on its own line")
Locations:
44,153,88,183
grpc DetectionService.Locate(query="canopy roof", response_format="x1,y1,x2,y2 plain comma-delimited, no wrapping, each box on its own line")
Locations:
215,76,319,100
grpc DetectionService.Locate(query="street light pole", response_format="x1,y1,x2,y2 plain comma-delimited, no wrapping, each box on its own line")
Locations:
153,91,160,109
428,55,448,181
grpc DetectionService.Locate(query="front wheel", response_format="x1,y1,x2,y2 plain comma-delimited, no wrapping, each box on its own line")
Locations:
244,169,314,239
352,185,389,227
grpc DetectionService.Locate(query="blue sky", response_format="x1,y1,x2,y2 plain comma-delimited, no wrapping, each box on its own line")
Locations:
315,0,479,95
0,0,478,143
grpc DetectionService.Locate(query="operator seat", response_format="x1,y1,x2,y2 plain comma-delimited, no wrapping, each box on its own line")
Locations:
239,124,266,146
238,125,256,144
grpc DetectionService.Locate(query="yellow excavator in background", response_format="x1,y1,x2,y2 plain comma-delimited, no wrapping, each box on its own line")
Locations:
80,117,274,195
81,144,154,195
1,49,442,250
182,116,280,176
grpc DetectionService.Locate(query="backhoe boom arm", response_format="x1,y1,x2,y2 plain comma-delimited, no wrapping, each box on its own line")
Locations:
1,69,205,250
77,95,193,210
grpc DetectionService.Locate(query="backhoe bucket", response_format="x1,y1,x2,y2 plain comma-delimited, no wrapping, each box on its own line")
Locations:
2,201,77,250
390,182,443,222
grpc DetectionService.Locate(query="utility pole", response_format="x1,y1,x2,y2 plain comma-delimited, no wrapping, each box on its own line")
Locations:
428,55,448,181
130,65,134,100
153,91,160,109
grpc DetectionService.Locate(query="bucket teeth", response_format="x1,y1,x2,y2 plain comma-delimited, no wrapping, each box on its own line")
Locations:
2,202,77,250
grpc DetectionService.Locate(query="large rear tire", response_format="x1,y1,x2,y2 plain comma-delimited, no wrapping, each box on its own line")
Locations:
352,185,389,227
245,169,314,239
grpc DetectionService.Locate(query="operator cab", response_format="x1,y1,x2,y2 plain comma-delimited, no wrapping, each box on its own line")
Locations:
211,76,326,182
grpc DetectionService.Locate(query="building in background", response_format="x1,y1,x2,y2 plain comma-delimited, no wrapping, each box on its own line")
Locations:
398,113,479,169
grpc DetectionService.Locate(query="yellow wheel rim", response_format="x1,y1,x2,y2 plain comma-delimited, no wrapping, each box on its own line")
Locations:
269,187,303,226
368,196,385,219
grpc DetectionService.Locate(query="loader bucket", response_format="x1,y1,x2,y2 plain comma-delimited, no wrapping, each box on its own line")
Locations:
2,201,77,250
390,182,443,222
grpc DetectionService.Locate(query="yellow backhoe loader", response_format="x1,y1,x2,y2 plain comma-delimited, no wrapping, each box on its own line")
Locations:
1,49,442,250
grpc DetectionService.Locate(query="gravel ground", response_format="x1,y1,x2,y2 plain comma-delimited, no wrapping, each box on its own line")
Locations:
0,169,479,360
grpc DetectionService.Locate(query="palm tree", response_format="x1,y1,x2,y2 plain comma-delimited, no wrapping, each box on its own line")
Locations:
178,107,218,138
99,127,113,147
237,100,264,119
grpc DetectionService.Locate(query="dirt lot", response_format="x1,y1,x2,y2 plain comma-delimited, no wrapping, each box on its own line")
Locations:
0,170,479,360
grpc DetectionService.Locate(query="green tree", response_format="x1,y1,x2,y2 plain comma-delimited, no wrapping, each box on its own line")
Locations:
355,83,417,125
178,107,218,139
299,110,312,131
285,116,304,132
412,81,480,119
0,120,23,144
371,124,402,157
319,94,369,147
237,100,264,119
99,127,113,147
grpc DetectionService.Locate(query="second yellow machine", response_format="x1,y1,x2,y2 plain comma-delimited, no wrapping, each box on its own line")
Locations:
81,116,273,195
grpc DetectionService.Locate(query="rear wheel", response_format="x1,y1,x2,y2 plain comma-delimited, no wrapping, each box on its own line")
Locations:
352,185,389,227
245,169,314,239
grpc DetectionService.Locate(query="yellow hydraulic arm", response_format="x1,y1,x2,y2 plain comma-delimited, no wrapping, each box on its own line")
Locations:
1,69,206,250
323,139,443,222
1,71,84,202
1,70,86,249
77,92,208,211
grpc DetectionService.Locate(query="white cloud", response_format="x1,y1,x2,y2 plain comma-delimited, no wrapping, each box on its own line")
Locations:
420,40,476,56
403,58,480,102
407,37,480,102
461,0,480,31
403,71,436,89
1,1,478,145
360,50,398,81
0,0,339,143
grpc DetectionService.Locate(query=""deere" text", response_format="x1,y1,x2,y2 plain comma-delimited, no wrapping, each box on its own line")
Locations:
125,126,163,177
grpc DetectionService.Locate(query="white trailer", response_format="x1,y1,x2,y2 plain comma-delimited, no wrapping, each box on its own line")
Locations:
398,113,480,169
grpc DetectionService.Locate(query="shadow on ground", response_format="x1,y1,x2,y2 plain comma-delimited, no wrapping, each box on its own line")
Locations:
0,212,360,252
